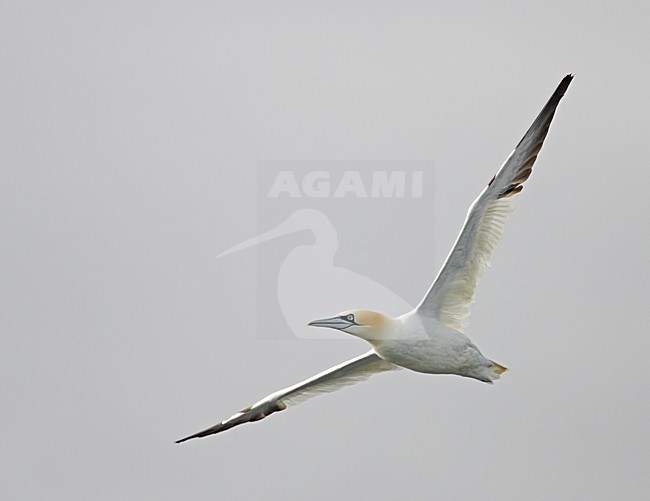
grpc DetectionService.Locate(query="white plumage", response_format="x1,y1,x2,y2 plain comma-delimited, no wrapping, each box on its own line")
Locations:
177,75,573,443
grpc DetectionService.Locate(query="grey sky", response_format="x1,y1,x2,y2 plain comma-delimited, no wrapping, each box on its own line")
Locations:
2,1,649,500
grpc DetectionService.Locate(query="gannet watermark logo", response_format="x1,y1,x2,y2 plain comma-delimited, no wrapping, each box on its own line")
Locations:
219,160,435,339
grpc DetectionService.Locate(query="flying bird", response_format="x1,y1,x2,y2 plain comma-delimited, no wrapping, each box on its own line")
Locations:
176,75,573,443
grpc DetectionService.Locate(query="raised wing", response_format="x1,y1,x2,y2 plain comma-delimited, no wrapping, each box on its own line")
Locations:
176,351,398,442
416,75,573,331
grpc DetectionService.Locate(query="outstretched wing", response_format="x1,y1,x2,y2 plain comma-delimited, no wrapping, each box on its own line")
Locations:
176,351,398,443
416,75,573,331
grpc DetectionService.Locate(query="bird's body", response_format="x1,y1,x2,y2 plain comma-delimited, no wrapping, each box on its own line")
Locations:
373,312,502,382
177,75,573,443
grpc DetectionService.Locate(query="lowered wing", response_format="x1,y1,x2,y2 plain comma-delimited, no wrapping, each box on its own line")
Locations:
176,350,398,442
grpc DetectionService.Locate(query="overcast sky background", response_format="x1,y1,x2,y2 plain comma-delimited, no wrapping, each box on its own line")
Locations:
2,2,650,499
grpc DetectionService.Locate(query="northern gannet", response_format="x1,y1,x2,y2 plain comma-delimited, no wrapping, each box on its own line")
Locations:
176,75,573,443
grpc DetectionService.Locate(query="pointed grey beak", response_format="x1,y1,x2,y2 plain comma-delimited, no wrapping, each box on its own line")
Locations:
307,316,353,330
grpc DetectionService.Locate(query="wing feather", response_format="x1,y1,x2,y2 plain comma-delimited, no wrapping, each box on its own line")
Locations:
416,75,573,331
176,351,397,442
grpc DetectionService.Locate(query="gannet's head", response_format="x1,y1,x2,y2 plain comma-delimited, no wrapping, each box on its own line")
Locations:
308,309,392,341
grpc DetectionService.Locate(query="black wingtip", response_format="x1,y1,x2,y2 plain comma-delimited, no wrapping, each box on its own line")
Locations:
175,431,205,444
175,435,194,444
558,74,574,93
174,419,234,444
548,74,574,104
513,74,574,150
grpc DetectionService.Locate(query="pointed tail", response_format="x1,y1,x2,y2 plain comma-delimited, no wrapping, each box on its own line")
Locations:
490,361,508,380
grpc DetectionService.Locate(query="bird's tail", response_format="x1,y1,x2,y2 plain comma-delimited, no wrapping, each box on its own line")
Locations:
489,361,508,381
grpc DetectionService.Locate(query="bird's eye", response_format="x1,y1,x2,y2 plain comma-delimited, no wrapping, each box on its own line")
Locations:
346,314,354,322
